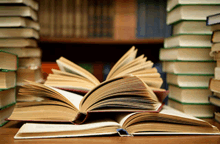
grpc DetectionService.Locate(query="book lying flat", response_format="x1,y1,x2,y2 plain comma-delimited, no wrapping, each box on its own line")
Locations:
0,50,18,71
207,13,220,26
172,21,212,35
160,48,213,61
209,95,220,107
0,6,38,21
167,73,213,88
0,39,37,48
0,17,40,30
18,57,41,69
164,35,212,48
0,28,39,39
168,85,211,104
212,30,220,43
168,99,215,118
0,88,16,110
0,0,39,11
167,5,220,25
8,75,163,124
44,46,167,98
0,71,16,89
167,0,220,12
14,106,220,139
162,61,215,74
0,105,15,127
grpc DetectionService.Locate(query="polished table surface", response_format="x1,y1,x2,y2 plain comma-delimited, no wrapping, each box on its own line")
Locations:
1,120,220,144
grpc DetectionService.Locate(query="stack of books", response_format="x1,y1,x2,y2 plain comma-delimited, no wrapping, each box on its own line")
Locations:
0,51,17,126
0,0,44,102
160,0,220,118
207,13,220,123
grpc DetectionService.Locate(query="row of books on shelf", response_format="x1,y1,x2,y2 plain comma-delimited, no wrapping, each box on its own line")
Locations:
39,0,114,38
159,0,220,120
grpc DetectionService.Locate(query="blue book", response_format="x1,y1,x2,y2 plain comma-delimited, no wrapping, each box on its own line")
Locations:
136,0,146,38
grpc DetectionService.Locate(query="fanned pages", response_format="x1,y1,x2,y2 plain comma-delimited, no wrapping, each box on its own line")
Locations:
45,46,165,95
8,76,162,123
14,106,219,139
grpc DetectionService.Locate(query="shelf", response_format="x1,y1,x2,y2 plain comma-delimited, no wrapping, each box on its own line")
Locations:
40,37,164,44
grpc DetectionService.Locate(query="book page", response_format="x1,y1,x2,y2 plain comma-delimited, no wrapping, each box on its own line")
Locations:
48,86,83,110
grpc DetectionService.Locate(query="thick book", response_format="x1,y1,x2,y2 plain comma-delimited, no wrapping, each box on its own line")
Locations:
0,88,16,110
167,73,213,88
45,46,167,97
210,43,220,57
167,5,220,25
0,17,40,31
0,71,16,89
209,95,220,107
0,28,39,39
18,57,41,69
0,39,37,48
0,47,41,58
215,67,220,79
164,35,212,48
173,21,212,35
168,99,215,118
209,78,220,93
8,75,163,124
14,106,220,139
167,0,220,12
0,105,15,127
215,112,220,123
0,50,18,71
0,0,39,11
168,85,211,104
211,30,220,43
207,13,220,26
16,67,44,86
0,6,38,21
162,61,216,74
160,48,213,61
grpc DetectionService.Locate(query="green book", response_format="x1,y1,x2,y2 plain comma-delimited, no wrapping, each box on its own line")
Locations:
0,104,15,127
168,98,215,118
162,61,215,75
159,48,213,61
0,50,18,71
164,34,212,48
167,4,220,25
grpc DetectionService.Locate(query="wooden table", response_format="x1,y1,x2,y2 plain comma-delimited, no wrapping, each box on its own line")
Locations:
1,120,220,144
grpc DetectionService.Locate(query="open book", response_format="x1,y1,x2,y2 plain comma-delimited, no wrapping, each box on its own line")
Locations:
8,75,163,124
44,46,167,99
14,106,220,139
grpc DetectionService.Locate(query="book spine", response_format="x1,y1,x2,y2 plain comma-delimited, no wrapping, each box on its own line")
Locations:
88,0,94,37
82,0,88,38
54,0,59,37
75,0,81,38
39,0,45,37
102,0,108,37
108,0,114,38
93,0,98,37
96,0,102,37
62,0,67,37
137,0,146,38
50,0,55,37
72,0,75,37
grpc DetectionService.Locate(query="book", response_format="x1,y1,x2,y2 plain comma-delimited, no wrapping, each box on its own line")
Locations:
215,67,220,79
0,0,39,11
209,95,220,107
0,47,41,58
0,88,16,110
215,112,220,123
167,0,220,12
0,39,37,48
8,75,163,123
0,71,16,89
0,51,18,71
18,57,41,69
167,73,213,88
168,85,211,104
207,13,220,25
167,5,220,25
16,68,44,86
164,35,212,48
211,30,220,43
160,48,213,61
0,6,38,21
173,21,212,35
162,61,216,74
45,47,165,95
210,43,220,57
0,28,39,39
13,106,220,139
0,17,40,31
209,78,220,93
0,105,15,127
168,99,215,118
